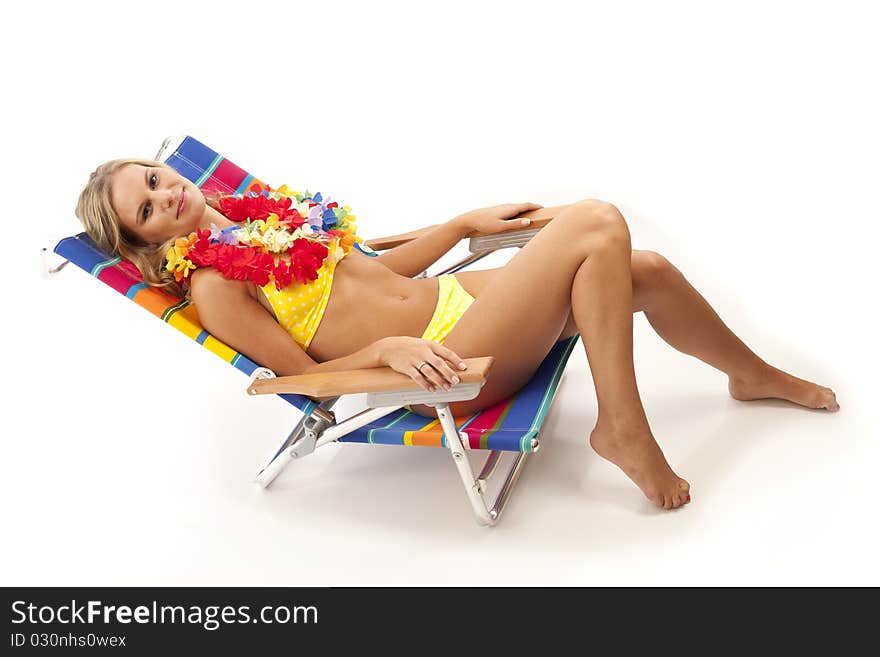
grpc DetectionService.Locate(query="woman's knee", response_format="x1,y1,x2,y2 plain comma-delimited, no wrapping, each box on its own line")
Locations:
632,250,680,296
562,199,631,250
635,249,677,276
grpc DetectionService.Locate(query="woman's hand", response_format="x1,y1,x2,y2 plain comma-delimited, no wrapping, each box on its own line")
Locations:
453,202,544,236
376,336,468,393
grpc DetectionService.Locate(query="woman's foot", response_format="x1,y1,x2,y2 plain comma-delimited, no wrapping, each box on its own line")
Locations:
589,423,691,509
728,363,840,411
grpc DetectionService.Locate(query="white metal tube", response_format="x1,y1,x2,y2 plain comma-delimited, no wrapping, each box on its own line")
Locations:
436,404,493,526
255,449,293,488
316,405,405,447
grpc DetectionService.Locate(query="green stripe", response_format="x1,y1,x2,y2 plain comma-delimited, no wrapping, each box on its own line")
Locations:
519,429,539,453
520,337,579,451
194,154,224,188
481,391,519,450
90,257,121,277
161,298,190,322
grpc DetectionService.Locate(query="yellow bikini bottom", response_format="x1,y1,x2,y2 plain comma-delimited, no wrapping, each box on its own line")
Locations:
404,274,475,415
420,274,475,344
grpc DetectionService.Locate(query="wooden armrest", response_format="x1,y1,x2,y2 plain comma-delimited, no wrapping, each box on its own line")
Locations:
363,204,571,251
364,225,440,251
247,356,494,398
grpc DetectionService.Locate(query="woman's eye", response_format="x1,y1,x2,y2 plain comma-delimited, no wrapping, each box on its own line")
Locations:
142,203,151,222
149,173,158,188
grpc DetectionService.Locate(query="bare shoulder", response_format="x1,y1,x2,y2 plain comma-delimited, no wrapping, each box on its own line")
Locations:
189,268,251,304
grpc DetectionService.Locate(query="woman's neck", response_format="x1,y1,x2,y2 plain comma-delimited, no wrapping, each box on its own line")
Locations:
201,204,235,230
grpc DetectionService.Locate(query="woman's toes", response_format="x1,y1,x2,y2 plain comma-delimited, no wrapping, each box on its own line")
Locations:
826,390,840,411
675,481,691,507
815,388,839,410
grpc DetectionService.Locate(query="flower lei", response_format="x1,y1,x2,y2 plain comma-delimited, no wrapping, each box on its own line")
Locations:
164,183,364,290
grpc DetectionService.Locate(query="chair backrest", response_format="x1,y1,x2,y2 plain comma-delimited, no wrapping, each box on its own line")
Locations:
54,136,322,417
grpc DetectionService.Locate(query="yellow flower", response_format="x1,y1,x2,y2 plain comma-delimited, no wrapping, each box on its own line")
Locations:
164,242,196,282
337,232,357,253
326,241,344,265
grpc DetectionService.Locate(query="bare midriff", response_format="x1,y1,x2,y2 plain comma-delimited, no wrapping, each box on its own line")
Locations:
253,249,440,362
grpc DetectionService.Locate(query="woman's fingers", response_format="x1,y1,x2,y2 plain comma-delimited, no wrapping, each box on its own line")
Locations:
425,355,460,390
418,359,452,391
438,345,467,371
409,365,436,392
405,341,469,393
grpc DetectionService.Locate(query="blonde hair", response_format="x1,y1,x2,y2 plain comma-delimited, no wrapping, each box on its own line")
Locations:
75,158,188,299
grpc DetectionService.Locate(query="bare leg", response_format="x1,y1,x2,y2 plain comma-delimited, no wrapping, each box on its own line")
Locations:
453,249,840,418
568,224,691,509
631,252,840,411
431,200,691,509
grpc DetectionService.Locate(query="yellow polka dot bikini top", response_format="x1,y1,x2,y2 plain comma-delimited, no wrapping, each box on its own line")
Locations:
259,240,376,351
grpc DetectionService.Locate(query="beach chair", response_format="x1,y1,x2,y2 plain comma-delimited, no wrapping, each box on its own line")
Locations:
51,135,580,526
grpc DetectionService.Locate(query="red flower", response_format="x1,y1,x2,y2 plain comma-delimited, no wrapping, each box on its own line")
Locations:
272,260,293,290
250,253,275,287
283,208,307,229
217,194,303,224
187,229,216,266
288,238,328,284
230,248,259,281
248,182,273,195
212,243,240,278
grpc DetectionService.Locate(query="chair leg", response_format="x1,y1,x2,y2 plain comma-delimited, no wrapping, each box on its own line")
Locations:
255,398,339,488
435,403,532,526
478,450,531,524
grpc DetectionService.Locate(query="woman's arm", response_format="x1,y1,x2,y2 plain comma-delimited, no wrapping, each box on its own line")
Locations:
374,216,471,278
374,203,544,278
190,269,383,377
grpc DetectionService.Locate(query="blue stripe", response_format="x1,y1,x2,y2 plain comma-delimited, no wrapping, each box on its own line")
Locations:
195,330,209,344
175,136,218,171
164,154,203,184
125,282,148,299
233,174,254,195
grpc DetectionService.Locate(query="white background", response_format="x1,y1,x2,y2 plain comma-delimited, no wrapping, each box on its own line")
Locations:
2,0,877,585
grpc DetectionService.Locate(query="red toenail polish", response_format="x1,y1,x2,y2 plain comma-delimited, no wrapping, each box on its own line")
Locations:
686,494,691,502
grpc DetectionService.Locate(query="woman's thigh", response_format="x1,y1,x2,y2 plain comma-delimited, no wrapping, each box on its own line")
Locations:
454,248,660,343
409,204,618,418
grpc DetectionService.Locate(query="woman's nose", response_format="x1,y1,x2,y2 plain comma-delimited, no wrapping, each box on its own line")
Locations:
154,187,176,210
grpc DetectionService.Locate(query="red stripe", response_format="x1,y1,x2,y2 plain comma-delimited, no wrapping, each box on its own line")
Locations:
460,398,510,448
97,263,142,294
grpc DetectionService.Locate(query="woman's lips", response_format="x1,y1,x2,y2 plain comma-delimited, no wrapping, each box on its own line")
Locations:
177,189,186,218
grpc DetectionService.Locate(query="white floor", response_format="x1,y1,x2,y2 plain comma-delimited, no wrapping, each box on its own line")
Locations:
4,0,878,586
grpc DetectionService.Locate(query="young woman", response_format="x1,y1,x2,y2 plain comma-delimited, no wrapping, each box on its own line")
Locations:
76,158,839,511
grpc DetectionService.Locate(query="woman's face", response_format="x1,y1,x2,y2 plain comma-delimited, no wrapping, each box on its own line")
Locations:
110,163,206,244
